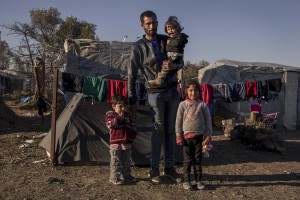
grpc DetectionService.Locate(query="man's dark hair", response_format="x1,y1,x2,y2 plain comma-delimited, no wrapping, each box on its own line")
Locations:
165,16,184,33
140,10,157,23
185,80,200,93
112,93,128,106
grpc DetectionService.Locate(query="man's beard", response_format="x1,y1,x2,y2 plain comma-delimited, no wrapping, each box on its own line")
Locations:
145,29,157,37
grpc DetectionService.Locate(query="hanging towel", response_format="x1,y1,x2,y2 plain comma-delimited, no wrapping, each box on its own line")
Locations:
226,82,246,102
245,81,258,100
212,83,227,98
107,80,128,104
82,76,107,101
200,83,213,106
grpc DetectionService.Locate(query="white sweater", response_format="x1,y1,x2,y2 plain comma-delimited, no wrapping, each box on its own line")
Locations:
175,99,212,138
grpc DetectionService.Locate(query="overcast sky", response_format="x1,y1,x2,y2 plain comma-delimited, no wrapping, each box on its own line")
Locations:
1,0,299,67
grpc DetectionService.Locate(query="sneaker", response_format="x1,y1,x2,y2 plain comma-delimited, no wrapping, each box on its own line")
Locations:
148,168,160,183
123,175,137,183
196,181,206,190
109,178,123,185
182,182,192,190
163,167,182,183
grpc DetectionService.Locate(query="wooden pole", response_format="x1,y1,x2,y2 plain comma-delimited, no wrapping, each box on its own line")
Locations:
50,69,58,166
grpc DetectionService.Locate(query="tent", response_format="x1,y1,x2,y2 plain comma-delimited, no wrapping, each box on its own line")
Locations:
0,70,24,94
39,39,183,165
198,59,300,130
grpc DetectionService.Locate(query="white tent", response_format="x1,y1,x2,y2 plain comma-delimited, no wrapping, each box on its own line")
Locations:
198,59,300,130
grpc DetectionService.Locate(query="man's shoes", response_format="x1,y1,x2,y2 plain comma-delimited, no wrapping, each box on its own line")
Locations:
182,182,192,190
123,175,137,183
196,181,206,190
109,178,123,185
163,167,182,183
148,168,160,183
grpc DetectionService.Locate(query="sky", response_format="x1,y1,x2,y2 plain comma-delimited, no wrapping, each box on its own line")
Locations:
0,0,300,67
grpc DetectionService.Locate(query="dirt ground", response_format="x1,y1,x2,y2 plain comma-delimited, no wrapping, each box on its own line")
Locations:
0,96,300,200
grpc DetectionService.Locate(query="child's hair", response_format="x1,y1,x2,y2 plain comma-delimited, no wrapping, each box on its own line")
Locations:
112,93,128,106
165,16,184,33
185,80,200,93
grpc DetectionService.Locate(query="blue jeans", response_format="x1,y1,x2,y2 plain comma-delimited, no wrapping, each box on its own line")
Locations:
148,86,180,169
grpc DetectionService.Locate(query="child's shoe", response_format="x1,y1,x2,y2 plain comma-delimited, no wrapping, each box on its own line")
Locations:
124,175,137,183
182,182,192,190
109,178,123,185
196,181,206,190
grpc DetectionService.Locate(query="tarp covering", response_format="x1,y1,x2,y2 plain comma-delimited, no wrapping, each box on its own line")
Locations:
198,59,300,130
0,70,23,93
40,93,183,165
64,39,134,79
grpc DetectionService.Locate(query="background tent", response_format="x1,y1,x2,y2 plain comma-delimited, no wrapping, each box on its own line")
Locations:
0,70,24,94
40,39,183,165
198,59,300,130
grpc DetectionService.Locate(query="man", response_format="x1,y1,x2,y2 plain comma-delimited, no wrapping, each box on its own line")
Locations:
127,10,183,183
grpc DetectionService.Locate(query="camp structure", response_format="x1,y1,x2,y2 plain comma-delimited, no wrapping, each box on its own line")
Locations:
39,39,182,165
198,59,300,130
0,70,24,94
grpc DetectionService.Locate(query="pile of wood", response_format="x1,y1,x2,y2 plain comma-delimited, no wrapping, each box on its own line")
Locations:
230,125,286,154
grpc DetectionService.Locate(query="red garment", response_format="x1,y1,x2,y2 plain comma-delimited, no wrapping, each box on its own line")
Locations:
200,84,213,106
107,80,127,103
246,81,258,99
105,111,137,145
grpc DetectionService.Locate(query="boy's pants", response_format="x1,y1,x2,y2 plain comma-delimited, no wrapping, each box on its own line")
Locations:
110,148,132,180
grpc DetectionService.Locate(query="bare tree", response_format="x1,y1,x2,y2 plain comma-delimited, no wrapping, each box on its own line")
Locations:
1,7,97,99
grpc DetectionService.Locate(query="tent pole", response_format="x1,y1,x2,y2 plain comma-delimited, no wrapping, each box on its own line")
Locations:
50,69,58,166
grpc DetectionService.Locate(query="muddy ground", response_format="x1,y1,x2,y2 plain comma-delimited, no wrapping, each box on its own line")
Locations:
0,96,300,200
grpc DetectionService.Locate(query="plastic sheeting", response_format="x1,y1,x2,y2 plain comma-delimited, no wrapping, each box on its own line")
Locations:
198,60,300,129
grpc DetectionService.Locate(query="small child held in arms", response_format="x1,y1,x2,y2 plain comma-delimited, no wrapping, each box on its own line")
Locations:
175,80,212,190
105,93,137,185
148,16,189,87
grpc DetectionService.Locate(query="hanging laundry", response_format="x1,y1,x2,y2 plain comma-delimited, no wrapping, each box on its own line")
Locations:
268,79,282,92
245,81,258,100
62,72,83,93
200,83,213,106
107,79,127,104
212,83,227,99
136,82,147,100
226,82,246,103
257,80,269,103
82,76,107,102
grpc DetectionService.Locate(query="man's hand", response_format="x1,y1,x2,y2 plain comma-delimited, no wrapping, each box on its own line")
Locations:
162,60,177,71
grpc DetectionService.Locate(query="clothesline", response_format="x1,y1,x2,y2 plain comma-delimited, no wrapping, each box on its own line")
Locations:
62,72,147,104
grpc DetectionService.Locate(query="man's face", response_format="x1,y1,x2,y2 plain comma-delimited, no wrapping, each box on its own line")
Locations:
141,16,158,39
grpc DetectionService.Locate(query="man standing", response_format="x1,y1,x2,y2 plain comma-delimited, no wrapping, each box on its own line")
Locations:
127,10,183,183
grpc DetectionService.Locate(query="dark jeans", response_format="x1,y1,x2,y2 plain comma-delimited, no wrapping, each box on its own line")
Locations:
148,86,179,169
183,136,203,182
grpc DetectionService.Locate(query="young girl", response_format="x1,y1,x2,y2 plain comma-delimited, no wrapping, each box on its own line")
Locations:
175,80,212,190
148,16,189,87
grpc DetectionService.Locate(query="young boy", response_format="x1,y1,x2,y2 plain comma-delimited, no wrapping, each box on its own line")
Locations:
175,80,212,190
105,93,137,185
148,16,189,87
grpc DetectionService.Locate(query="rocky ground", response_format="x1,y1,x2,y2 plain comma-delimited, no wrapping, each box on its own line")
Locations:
0,95,300,200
